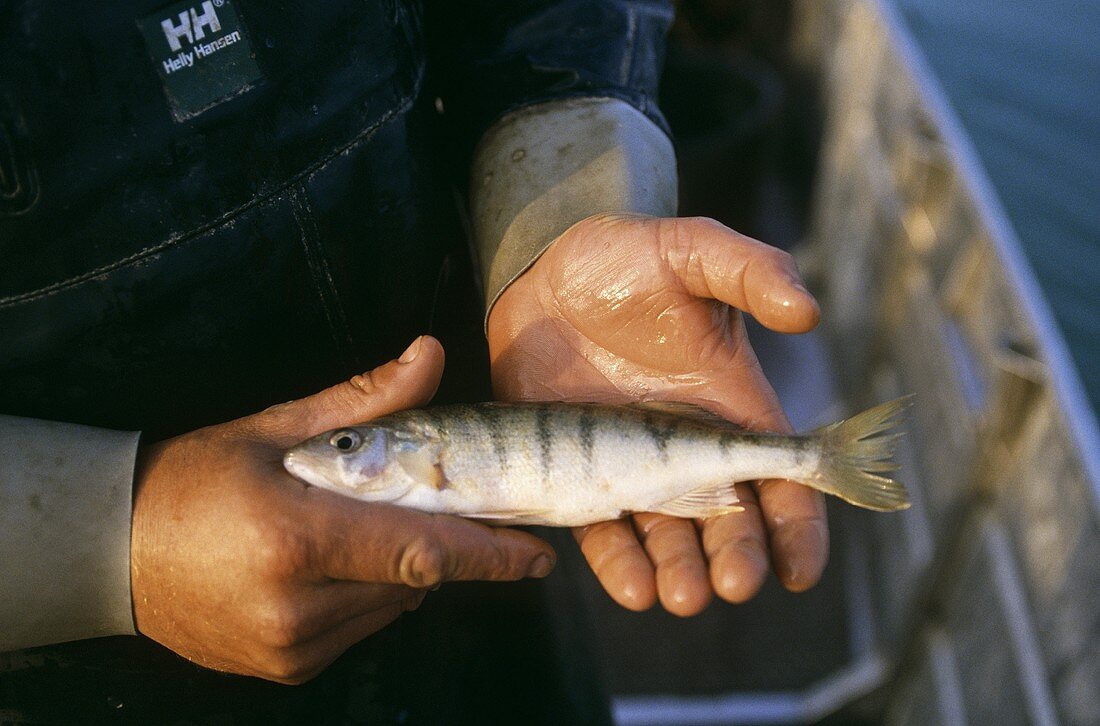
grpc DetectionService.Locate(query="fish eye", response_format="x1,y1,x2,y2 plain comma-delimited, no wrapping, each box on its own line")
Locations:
329,429,362,452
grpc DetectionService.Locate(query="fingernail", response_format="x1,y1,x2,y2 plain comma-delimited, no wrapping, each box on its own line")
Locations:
527,554,554,578
399,336,423,364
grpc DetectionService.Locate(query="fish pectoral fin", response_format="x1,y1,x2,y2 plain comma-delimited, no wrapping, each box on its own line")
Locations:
650,482,744,519
395,447,446,490
464,510,552,526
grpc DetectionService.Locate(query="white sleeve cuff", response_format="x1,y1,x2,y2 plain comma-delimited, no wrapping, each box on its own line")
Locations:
470,97,678,323
0,416,140,650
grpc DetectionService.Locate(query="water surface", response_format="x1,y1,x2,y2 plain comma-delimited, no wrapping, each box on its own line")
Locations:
894,0,1100,413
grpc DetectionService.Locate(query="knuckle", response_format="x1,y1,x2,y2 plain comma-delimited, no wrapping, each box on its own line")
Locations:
248,405,301,446
656,548,700,572
688,215,720,230
348,371,380,397
262,652,320,685
397,537,446,588
482,536,513,580
590,538,638,579
255,600,310,649
261,399,295,415
320,373,392,428
255,528,313,578
670,216,708,243
257,401,295,426
689,216,730,241
639,516,679,541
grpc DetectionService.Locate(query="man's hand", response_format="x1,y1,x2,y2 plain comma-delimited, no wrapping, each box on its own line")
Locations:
130,336,555,684
488,214,827,616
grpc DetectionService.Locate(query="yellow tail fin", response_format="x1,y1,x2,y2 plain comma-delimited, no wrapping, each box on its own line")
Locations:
811,396,913,512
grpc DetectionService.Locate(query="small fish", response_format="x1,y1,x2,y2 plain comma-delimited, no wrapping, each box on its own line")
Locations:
283,397,912,526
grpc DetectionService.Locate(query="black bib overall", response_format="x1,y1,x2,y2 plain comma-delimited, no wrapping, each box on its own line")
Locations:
1,1,670,720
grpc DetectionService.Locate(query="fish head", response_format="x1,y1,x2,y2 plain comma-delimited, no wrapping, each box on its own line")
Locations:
283,423,441,501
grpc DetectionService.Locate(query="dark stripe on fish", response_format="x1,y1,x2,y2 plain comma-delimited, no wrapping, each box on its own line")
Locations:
643,412,675,463
578,407,596,465
536,404,553,480
473,404,509,470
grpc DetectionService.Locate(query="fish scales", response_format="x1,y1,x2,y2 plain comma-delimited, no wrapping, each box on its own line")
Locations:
283,398,913,525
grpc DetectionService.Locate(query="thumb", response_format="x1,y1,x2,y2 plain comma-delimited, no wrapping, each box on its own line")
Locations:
253,336,445,447
663,217,820,334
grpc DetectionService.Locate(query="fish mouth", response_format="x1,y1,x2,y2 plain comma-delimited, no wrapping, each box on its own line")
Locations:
282,450,335,490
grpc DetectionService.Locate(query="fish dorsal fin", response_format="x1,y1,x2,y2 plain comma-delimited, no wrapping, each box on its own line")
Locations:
625,401,744,430
650,481,744,519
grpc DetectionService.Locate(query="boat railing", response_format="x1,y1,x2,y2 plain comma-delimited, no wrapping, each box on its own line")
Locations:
796,0,1100,722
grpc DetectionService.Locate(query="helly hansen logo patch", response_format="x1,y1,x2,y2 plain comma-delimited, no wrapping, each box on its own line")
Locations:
138,0,262,121
161,1,222,52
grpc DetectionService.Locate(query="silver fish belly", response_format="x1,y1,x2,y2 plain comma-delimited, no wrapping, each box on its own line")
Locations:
283,398,912,526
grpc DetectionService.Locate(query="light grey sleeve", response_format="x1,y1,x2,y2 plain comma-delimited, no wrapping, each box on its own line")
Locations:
0,415,139,650
469,97,678,322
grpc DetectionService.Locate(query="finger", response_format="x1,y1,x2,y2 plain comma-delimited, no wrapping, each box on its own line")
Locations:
700,483,770,603
311,496,555,587
757,479,829,592
659,217,820,333
321,580,421,625
327,589,427,649
698,353,830,593
744,407,830,593
253,335,446,447
574,520,657,611
256,582,417,645
633,513,712,616
267,597,420,684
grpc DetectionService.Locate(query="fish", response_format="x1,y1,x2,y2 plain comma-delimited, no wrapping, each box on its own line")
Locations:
282,397,913,526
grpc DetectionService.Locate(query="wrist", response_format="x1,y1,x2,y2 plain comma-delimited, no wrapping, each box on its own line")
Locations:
470,98,677,328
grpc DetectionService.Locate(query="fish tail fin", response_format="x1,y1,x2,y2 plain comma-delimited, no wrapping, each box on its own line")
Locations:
810,396,913,512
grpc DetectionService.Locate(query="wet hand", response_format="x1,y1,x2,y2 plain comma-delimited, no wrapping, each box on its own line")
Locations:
488,214,827,616
130,336,555,683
